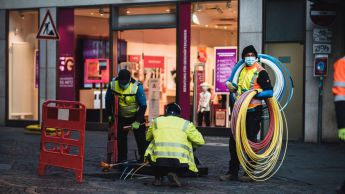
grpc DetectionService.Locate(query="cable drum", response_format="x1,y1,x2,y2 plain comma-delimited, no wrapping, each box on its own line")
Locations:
229,54,294,111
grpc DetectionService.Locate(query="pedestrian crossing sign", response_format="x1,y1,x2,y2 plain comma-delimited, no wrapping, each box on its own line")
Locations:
36,10,59,40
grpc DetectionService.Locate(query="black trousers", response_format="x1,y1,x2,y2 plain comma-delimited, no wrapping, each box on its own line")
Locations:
150,158,189,178
335,101,345,129
117,116,148,162
197,111,210,126
228,106,262,176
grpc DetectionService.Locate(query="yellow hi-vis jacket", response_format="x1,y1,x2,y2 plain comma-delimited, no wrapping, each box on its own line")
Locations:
144,116,205,172
237,62,264,109
109,80,139,118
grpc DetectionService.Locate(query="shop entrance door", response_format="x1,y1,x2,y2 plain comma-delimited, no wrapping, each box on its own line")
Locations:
115,29,177,119
265,43,304,141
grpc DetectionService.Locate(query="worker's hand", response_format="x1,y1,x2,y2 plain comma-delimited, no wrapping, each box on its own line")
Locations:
226,81,237,92
108,115,114,127
131,121,141,130
339,128,345,142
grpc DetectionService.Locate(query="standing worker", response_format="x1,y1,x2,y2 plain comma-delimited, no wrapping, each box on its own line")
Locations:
144,103,205,187
105,69,148,163
333,56,345,142
333,55,345,194
219,45,273,182
197,82,211,126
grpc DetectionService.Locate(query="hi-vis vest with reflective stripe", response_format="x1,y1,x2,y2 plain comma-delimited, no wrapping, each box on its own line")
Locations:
237,62,264,109
144,116,205,172
110,80,139,118
333,57,345,101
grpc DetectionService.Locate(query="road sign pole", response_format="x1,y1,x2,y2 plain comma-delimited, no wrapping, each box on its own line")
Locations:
45,39,48,100
317,76,324,144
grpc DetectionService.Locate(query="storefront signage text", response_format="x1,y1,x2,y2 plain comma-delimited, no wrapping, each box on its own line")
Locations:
144,56,164,69
214,47,237,94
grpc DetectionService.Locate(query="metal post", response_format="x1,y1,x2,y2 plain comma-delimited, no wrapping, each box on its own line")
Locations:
317,76,324,144
100,82,103,123
45,39,48,100
226,95,230,128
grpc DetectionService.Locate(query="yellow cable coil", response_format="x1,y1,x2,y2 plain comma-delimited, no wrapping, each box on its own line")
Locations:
235,90,288,181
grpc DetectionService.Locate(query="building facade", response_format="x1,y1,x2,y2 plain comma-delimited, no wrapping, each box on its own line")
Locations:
0,0,344,143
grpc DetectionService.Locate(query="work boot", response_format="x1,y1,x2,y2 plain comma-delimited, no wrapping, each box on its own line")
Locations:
152,177,162,186
219,172,238,181
167,172,181,187
238,173,254,182
145,177,162,186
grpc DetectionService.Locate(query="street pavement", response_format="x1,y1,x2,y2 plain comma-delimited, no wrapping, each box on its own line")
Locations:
0,126,344,194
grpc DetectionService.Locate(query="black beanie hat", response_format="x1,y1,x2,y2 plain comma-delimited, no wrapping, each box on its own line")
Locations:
118,69,131,85
241,45,258,59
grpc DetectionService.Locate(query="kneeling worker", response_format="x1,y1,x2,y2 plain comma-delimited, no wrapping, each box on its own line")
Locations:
144,103,205,187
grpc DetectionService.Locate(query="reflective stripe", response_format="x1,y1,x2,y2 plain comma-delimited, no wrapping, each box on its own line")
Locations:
333,81,345,87
182,121,190,132
111,81,116,91
131,81,139,94
154,142,192,152
119,104,138,117
153,151,193,163
153,118,158,129
335,95,345,102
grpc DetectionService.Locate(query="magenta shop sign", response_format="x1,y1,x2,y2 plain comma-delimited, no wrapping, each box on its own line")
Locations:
177,2,191,120
57,8,75,100
214,47,237,94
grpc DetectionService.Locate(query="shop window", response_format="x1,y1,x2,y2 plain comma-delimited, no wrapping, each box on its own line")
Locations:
117,29,177,120
74,7,110,122
8,10,39,120
191,0,238,127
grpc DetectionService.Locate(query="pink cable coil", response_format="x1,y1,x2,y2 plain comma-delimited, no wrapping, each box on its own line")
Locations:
230,90,275,152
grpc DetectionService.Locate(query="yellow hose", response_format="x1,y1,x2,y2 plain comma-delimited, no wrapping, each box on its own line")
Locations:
235,90,288,181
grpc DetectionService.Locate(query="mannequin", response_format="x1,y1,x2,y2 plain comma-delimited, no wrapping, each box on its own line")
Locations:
197,82,211,126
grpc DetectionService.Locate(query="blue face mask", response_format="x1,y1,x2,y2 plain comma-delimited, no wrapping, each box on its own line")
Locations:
244,56,257,66
120,83,130,89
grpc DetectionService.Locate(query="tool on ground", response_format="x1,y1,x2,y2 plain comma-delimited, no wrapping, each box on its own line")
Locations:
100,160,129,172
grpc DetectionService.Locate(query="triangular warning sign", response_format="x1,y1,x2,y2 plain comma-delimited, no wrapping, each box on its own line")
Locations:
37,10,59,40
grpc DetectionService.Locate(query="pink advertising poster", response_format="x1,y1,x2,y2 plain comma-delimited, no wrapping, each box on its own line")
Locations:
214,47,237,94
84,58,110,84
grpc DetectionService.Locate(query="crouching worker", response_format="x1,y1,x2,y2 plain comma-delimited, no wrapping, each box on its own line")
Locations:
144,103,205,187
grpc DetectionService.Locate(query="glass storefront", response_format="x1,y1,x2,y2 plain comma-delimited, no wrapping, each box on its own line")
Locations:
118,29,177,119
191,1,238,127
6,1,238,131
74,7,110,122
8,10,39,121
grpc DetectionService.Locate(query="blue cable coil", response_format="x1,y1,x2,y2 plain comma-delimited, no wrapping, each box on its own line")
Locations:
228,54,294,111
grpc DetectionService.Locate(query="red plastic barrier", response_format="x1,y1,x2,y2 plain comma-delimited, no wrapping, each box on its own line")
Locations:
38,100,86,183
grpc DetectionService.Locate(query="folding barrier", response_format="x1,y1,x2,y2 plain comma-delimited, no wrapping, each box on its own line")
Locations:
38,100,86,183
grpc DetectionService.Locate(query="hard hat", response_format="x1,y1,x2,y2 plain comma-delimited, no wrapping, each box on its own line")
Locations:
166,103,181,116
118,69,131,85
